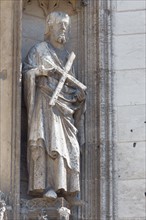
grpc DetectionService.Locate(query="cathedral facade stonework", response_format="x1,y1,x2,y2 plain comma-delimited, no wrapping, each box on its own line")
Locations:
0,0,145,219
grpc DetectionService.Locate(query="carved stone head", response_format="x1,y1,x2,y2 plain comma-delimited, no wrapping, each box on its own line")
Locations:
44,11,71,45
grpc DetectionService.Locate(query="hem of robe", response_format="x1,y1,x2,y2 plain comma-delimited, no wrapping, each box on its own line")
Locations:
28,153,80,195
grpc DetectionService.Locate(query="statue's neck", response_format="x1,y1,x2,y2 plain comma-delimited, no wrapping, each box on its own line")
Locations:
48,38,64,50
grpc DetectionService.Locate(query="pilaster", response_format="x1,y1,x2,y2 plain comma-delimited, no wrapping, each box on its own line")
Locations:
0,0,22,219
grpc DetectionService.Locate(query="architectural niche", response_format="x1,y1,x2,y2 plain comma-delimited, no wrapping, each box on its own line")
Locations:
23,0,88,16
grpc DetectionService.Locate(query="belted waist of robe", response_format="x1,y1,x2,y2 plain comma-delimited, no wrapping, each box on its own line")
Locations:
36,76,81,114
37,84,80,116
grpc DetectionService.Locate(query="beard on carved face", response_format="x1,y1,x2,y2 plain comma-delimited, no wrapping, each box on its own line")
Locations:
57,33,67,44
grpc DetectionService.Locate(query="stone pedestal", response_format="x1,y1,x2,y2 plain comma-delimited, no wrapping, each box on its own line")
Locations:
20,197,70,220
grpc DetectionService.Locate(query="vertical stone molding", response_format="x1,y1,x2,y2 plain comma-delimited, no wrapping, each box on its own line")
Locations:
97,0,116,218
75,0,116,219
0,0,22,219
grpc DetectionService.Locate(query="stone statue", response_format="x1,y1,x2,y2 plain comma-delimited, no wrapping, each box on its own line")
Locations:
22,11,86,203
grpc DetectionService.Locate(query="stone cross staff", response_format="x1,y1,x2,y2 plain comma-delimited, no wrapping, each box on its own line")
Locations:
49,51,87,106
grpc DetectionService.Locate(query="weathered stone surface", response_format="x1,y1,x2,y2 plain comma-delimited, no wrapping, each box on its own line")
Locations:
116,0,146,11
1,0,146,219
22,14,45,41
20,197,70,220
118,179,145,219
114,34,145,70
115,69,146,106
113,1,146,219
0,0,13,194
117,105,145,142
117,142,145,180
114,10,146,35
23,0,45,18
0,0,22,218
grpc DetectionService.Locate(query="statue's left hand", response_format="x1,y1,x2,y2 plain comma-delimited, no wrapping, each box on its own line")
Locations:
76,89,86,101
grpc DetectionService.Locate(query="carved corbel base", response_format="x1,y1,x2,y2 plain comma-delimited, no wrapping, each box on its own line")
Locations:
20,197,71,220
0,191,9,220
0,191,6,220
58,207,70,220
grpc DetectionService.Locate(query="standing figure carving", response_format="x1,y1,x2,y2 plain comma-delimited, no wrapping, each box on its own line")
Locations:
22,11,86,203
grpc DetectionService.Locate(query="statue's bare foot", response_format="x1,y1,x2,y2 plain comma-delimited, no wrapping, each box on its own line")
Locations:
43,189,57,200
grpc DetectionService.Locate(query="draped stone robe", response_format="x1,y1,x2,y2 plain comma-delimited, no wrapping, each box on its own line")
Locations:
22,41,85,195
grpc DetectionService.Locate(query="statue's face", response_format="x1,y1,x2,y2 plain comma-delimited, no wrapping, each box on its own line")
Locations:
50,17,70,44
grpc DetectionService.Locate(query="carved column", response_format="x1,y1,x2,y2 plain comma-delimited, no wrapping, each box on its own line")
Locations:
75,0,116,219
97,0,116,218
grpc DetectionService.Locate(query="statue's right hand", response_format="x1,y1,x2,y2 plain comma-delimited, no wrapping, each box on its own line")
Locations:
76,89,86,101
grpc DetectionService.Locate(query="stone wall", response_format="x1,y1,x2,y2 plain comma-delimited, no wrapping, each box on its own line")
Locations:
0,0,22,219
0,0,14,194
22,0,45,61
113,1,146,219
2,0,115,219
1,0,145,219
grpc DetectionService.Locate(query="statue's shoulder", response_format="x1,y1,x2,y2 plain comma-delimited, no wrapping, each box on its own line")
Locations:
31,41,49,52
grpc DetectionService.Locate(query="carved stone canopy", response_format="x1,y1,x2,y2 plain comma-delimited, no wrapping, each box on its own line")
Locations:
23,0,88,16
